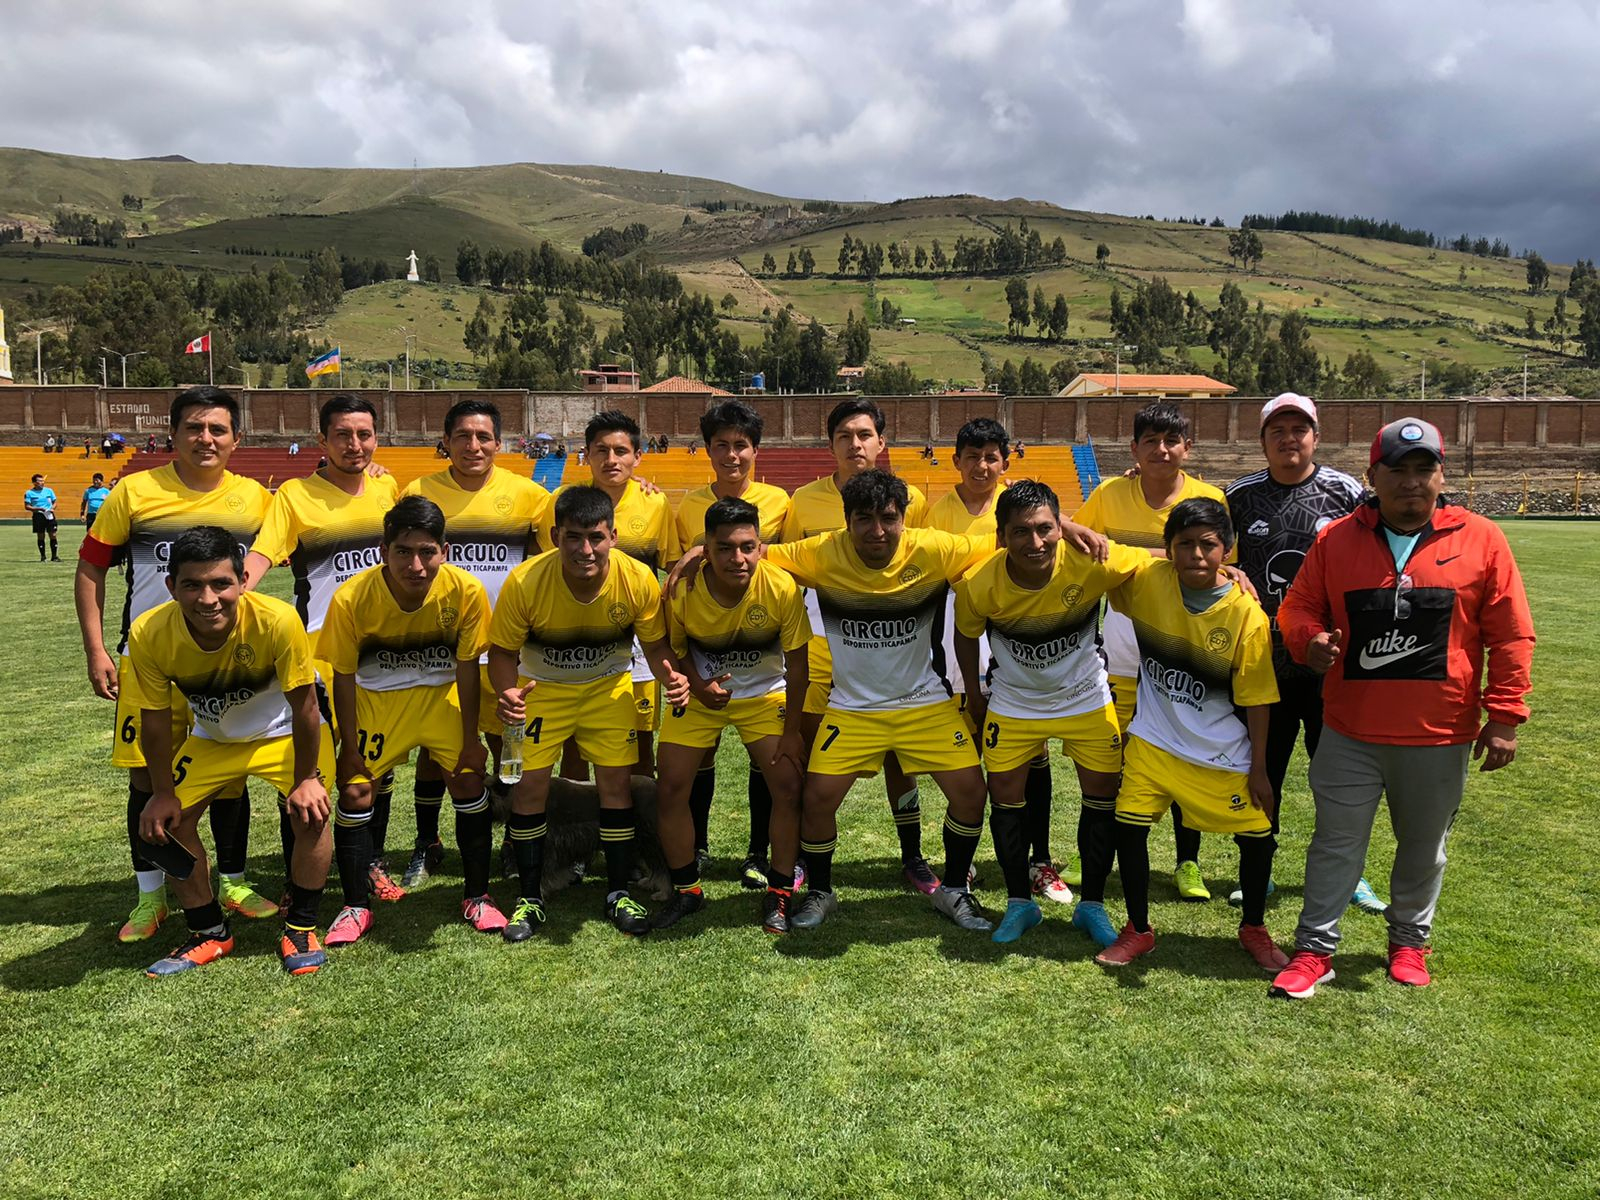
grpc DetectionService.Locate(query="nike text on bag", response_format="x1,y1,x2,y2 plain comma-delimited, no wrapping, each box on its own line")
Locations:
1342,584,1452,681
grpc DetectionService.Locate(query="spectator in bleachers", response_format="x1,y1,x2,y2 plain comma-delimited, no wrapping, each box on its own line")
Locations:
44,434,56,453
83,438,92,458
145,434,156,453
288,440,301,456
1015,440,1027,459
164,434,174,452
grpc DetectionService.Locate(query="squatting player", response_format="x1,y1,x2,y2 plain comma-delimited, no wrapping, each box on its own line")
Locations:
490,486,689,940
130,526,334,977
954,480,1147,946
319,497,499,942
75,386,275,942
655,497,810,932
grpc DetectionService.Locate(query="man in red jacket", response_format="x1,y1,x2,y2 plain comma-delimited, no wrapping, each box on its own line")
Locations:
1269,418,1534,998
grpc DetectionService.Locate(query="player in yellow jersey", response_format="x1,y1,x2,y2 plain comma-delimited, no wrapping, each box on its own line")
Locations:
491,486,689,939
671,400,792,887
954,481,1148,947
1073,401,1230,902
130,527,334,977
544,409,679,779
401,399,549,888
75,386,277,942
1094,499,1287,972
654,497,810,931
244,394,407,902
319,496,502,941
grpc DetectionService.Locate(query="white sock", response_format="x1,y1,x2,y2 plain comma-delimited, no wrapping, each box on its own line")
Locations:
135,869,165,894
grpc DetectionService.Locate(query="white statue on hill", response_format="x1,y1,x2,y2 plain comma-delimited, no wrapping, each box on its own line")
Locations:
0,305,12,383
406,250,420,282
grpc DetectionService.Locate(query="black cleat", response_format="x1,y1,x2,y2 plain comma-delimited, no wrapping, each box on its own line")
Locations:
651,889,705,930
606,893,651,936
761,887,791,935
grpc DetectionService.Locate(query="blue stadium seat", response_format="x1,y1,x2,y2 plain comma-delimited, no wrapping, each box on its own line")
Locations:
1072,441,1102,501
532,453,566,490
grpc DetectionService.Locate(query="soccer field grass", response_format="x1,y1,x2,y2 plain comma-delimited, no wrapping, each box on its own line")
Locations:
1,523,1595,1199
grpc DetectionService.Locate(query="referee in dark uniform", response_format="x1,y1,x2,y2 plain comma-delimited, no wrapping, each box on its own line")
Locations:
1225,394,1384,913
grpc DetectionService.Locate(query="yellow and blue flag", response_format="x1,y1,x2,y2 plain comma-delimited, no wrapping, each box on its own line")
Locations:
306,347,341,379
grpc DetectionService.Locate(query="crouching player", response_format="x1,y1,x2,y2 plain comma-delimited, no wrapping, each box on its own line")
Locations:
318,497,498,944
655,497,810,931
489,486,690,940
1097,499,1286,971
954,481,1148,946
130,526,334,977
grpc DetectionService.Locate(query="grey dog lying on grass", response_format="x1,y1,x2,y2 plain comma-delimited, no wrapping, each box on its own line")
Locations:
490,774,670,901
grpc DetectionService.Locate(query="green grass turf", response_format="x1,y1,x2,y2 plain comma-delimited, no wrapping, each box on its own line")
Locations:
0,523,1596,1198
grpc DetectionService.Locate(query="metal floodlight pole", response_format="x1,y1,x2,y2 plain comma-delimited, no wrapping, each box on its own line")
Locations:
101,346,146,387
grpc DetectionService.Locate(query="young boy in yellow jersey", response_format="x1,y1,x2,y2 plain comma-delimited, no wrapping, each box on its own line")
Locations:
1095,498,1288,973
544,410,679,779
955,481,1148,946
401,399,549,887
129,527,335,977
1073,401,1230,902
244,395,406,902
490,486,689,939
655,497,810,931
75,386,276,942
671,400,792,887
319,497,501,943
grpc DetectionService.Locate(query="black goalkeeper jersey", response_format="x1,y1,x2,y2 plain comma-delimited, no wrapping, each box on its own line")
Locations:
1225,463,1365,676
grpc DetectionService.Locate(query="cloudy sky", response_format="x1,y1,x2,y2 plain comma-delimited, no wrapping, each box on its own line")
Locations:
4,1,1597,260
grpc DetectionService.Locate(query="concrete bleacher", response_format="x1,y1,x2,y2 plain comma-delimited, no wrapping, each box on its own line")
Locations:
889,444,1090,505
0,448,121,519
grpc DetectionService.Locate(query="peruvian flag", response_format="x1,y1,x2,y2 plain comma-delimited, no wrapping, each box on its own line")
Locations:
184,333,210,355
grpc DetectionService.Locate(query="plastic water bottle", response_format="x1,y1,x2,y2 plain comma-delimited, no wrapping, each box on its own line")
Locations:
499,720,525,784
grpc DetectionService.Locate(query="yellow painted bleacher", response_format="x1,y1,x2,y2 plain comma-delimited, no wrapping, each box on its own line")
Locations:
888,446,1082,507
372,447,457,492
1,449,118,518
633,448,715,506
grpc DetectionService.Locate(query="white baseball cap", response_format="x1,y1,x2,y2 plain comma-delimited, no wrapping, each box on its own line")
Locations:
1260,393,1318,429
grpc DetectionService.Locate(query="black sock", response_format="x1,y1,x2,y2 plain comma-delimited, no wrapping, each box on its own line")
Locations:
892,789,923,862
209,787,250,876
989,800,1031,900
1077,799,1118,903
599,806,637,895
942,813,982,893
746,769,772,859
1236,833,1277,927
415,778,445,846
689,765,715,853
800,836,836,894
1024,756,1052,863
184,899,226,936
285,882,323,930
1173,804,1201,864
128,784,155,870
765,864,792,891
1116,821,1152,932
370,771,395,858
509,812,547,900
669,860,702,894
333,805,373,907
279,804,296,880
453,790,492,898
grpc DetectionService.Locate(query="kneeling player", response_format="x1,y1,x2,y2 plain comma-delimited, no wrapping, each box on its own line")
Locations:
489,486,690,940
655,498,810,931
319,497,499,943
954,481,1147,946
1096,499,1286,971
130,527,334,977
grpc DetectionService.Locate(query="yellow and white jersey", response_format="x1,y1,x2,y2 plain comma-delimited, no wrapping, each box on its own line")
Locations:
318,562,488,693
490,549,667,685
401,466,549,610
763,529,987,711
917,483,1007,693
675,480,790,550
84,465,269,653
1108,558,1278,773
252,472,400,632
128,591,314,744
955,540,1147,720
1072,473,1227,677
668,560,810,700
545,478,678,572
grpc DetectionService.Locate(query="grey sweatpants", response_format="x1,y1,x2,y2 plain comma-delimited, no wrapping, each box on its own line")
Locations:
1294,727,1471,955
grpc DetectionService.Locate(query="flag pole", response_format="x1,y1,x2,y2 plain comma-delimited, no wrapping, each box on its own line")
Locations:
208,333,214,386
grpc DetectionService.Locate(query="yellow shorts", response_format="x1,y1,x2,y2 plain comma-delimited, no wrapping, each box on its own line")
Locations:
633,679,660,733
312,658,337,735
524,674,638,770
980,702,1123,774
112,655,189,769
171,726,337,809
475,664,502,737
808,698,980,777
1107,674,1137,736
660,691,785,749
344,684,467,783
1115,735,1269,836
803,635,831,715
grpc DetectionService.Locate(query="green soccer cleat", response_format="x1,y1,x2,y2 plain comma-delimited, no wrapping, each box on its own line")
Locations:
1174,860,1211,902
218,877,279,920
118,890,168,943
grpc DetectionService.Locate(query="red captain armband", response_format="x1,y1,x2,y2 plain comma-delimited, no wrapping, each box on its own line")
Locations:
78,535,117,569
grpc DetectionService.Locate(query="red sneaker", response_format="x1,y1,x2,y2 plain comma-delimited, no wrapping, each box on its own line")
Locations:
1388,944,1432,987
462,895,508,933
1094,922,1155,966
1239,923,1289,972
367,861,406,903
1269,950,1335,999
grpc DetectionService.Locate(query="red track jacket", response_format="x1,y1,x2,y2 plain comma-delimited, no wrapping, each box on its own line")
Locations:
1279,500,1534,745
